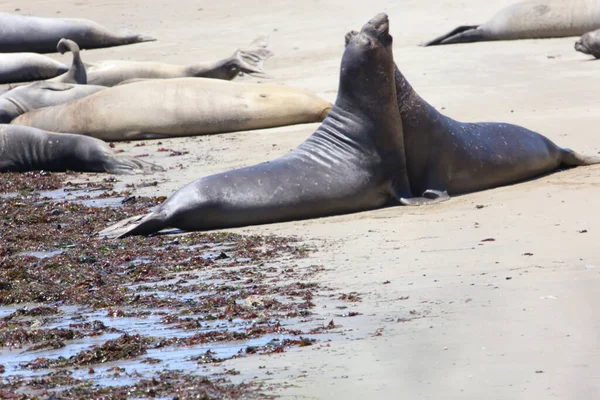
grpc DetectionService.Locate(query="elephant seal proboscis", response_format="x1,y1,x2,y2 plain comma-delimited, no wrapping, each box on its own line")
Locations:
0,125,162,174
11,77,333,141
0,82,106,123
0,53,68,85
0,12,155,53
375,40,600,204
575,28,600,57
83,36,273,87
423,0,600,46
99,13,413,238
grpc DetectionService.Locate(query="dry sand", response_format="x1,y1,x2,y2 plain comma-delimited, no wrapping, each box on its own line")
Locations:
3,0,600,398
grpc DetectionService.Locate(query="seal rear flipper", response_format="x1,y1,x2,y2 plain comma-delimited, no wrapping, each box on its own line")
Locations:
104,155,165,175
55,38,87,84
559,148,600,166
99,213,166,239
231,48,274,77
422,25,482,46
400,190,450,206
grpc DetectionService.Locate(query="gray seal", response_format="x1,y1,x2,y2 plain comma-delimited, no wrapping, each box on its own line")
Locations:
99,13,413,238
575,28,600,57
0,12,155,53
0,53,68,84
391,46,600,204
0,125,162,174
423,0,600,46
0,82,106,123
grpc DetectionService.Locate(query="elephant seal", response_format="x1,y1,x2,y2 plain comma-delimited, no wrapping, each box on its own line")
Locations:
388,42,600,204
0,53,68,84
423,0,600,46
11,77,333,141
575,28,600,57
99,13,413,238
84,36,273,87
0,82,106,123
0,12,155,53
0,38,89,93
0,125,162,174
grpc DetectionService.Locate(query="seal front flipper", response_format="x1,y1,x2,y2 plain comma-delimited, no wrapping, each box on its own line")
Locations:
422,25,482,46
399,190,450,206
103,155,165,175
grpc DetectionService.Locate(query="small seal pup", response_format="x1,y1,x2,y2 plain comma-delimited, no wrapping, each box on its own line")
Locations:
0,125,162,174
0,12,155,53
99,13,413,238
575,28,600,57
83,36,273,87
423,0,600,46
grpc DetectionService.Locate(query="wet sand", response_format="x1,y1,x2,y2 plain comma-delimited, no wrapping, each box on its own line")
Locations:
2,0,600,398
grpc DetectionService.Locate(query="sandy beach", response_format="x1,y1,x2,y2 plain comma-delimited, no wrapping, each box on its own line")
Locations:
2,0,600,398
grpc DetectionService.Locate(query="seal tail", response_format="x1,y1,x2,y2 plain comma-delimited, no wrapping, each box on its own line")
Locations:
128,34,157,44
56,38,87,84
231,35,274,76
560,148,600,166
104,155,165,175
421,25,483,46
99,212,167,239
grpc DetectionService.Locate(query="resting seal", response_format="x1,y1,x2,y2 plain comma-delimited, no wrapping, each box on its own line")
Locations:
0,82,105,123
83,36,273,87
0,125,162,174
575,28,600,57
99,13,413,238
0,12,155,53
0,53,68,84
11,77,332,141
423,0,600,46
385,41,600,204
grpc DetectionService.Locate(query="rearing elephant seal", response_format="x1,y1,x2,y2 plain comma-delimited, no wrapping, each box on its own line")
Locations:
99,13,413,238
11,78,332,141
83,36,273,87
0,125,162,174
423,0,600,46
0,12,155,53
575,28,600,57
390,44,600,204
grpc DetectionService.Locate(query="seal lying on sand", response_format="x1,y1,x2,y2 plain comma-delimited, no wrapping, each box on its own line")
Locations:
344,30,600,204
0,125,162,174
0,12,155,53
84,36,273,86
11,78,332,141
575,28,600,57
0,53,68,84
0,82,105,123
0,38,88,92
423,0,600,46
99,13,413,238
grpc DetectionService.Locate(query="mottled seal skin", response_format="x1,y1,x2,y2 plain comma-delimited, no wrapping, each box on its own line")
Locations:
99,13,413,238
391,50,600,204
0,82,106,123
0,53,68,84
0,125,162,174
0,12,155,53
11,77,333,141
575,28,600,57
424,0,600,46
84,36,273,87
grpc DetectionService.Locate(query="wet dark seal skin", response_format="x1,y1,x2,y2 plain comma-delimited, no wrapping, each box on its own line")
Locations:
0,12,155,54
353,30,600,205
100,13,413,238
0,125,163,174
